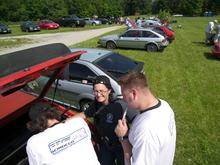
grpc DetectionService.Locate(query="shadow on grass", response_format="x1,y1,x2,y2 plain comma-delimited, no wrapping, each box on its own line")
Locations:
192,41,211,47
204,52,220,61
96,45,164,53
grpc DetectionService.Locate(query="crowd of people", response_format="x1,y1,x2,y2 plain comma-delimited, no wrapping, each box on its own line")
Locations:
26,72,176,165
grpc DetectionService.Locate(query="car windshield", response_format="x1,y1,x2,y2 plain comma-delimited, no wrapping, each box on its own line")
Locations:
95,53,139,79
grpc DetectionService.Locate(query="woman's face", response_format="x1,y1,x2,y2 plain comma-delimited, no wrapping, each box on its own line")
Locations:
93,83,111,105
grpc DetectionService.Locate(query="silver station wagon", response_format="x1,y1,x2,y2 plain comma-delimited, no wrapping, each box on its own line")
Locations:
38,48,144,111
98,28,169,52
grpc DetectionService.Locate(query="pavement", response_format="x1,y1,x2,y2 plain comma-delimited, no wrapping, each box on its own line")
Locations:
0,26,122,55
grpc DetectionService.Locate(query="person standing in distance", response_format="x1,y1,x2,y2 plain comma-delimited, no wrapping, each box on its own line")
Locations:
115,72,176,165
205,20,218,44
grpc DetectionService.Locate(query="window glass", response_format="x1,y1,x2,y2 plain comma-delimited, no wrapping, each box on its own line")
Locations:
95,53,138,79
124,30,141,37
142,31,158,38
69,63,96,83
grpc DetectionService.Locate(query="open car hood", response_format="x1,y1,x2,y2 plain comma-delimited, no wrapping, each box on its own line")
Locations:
0,43,84,95
0,43,85,123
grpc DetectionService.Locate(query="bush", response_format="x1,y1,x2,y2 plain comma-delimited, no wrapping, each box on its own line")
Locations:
158,9,171,22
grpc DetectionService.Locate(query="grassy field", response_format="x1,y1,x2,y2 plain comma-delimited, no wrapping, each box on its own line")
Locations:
71,16,220,165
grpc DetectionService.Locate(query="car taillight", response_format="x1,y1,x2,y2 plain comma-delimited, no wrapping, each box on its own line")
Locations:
162,39,166,43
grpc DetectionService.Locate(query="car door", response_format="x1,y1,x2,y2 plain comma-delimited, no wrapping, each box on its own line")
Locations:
54,63,97,109
117,30,142,49
141,30,161,46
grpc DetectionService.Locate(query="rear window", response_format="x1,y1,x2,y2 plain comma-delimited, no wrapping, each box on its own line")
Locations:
94,53,139,79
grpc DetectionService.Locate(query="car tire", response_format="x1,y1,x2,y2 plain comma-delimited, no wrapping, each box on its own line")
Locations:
146,44,158,52
106,41,116,49
92,22,96,26
71,23,76,28
80,99,93,112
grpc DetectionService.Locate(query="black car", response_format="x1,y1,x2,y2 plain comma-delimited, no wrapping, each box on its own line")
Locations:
0,23,11,34
54,15,86,27
20,21,40,32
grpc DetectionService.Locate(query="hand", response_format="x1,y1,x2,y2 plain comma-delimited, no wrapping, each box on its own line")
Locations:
115,119,128,137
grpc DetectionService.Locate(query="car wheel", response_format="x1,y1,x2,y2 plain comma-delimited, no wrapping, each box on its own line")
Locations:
106,41,116,49
146,44,158,52
92,22,96,26
80,99,93,112
71,23,76,28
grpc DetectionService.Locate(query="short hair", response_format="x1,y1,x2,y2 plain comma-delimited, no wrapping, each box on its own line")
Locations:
119,72,148,89
27,108,61,132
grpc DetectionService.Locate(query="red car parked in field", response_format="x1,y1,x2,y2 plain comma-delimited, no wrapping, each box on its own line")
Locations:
0,43,99,164
38,20,59,29
211,42,220,58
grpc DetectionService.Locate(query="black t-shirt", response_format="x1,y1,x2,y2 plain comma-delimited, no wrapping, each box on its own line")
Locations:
84,100,124,142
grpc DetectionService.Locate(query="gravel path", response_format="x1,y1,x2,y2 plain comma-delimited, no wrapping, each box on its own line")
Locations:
0,26,122,55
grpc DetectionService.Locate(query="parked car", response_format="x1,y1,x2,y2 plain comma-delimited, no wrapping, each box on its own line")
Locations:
0,22,11,34
20,21,40,32
98,29,169,52
54,15,86,27
38,20,59,30
84,18,101,26
143,25,175,41
0,43,87,164
39,48,144,111
211,42,220,58
99,18,112,24
141,19,162,26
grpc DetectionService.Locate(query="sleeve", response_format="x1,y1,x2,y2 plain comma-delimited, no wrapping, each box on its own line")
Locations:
131,129,160,165
84,102,96,117
26,139,40,165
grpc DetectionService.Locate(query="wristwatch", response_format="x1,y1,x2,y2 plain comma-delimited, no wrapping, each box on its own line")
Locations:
118,136,128,142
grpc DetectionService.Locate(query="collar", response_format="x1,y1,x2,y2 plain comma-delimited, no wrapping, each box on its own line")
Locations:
140,99,161,114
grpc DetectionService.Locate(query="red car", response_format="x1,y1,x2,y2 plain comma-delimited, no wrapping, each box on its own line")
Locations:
0,43,99,164
211,42,220,58
38,20,59,29
160,26,175,41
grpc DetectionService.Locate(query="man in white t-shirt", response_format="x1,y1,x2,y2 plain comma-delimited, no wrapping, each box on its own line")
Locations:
115,72,176,165
26,108,100,165
205,20,218,44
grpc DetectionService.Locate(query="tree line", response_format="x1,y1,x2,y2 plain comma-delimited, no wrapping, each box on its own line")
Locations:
0,0,219,22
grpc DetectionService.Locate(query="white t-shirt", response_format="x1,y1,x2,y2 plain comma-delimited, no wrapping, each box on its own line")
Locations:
206,21,214,33
26,117,100,165
129,99,176,165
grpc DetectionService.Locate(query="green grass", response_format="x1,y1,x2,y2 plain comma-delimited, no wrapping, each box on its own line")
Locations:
0,38,33,49
71,16,220,165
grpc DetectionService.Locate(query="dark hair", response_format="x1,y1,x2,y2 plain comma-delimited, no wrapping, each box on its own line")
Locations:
93,75,113,91
27,108,61,132
119,72,148,89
